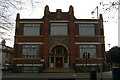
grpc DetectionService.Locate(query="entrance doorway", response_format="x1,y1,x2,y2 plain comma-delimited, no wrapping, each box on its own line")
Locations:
56,57,63,67
49,44,69,68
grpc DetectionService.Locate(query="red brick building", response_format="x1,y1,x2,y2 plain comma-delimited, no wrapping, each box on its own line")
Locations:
12,5,105,72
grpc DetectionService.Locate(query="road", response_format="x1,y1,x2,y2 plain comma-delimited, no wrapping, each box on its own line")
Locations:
2,71,112,80
0,66,2,80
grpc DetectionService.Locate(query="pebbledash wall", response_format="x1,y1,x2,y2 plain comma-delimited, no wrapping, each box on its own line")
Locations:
12,5,106,72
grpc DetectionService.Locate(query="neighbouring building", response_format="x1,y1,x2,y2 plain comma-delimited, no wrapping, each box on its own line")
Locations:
12,5,106,73
0,41,3,80
0,40,13,70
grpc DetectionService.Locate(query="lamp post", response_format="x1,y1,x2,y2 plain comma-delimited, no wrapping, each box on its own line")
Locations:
91,6,103,80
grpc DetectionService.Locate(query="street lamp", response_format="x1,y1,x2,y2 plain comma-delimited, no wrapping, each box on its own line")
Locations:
91,7,103,80
108,43,111,50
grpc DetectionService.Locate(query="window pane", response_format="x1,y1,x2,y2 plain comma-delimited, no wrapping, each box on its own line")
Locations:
51,23,68,35
56,46,63,54
79,24,95,36
22,45,39,58
80,45,96,58
23,24,40,35
22,66,39,72
51,57,54,63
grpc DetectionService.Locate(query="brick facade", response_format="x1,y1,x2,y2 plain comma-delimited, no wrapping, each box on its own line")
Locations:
12,5,106,72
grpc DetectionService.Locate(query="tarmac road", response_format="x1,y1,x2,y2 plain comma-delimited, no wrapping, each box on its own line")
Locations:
2,71,112,80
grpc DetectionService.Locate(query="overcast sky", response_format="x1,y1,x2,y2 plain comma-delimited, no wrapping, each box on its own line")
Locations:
1,0,118,51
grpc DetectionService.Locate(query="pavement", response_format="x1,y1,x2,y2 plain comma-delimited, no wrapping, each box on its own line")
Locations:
2,71,112,80
0,69,2,80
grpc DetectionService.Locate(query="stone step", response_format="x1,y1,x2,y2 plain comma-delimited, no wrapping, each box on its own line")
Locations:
44,68,74,73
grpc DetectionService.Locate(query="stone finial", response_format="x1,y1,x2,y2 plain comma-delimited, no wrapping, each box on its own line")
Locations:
45,5,49,11
56,9,62,20
44,5,49,15
16,13,20,20
69,5,74,15
99,14,103,22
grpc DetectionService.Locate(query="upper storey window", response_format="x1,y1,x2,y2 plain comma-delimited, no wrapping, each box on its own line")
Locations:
79,24,95,36
23,24,40,35
50,23,68,35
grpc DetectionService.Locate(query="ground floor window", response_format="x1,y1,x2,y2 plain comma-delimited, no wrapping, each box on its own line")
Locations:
75,64,99,72
22,45,39,58
80,45,96,58
22,66,39,72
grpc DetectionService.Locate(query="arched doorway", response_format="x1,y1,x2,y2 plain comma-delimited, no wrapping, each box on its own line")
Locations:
49,44,69,68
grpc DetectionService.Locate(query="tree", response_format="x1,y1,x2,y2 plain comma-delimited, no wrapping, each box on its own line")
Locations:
107,46,120,67
0,0,46,46
0,0,22,42
99,0,119,23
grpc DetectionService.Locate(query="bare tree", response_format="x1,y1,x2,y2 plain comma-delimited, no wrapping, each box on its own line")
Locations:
99,0,119,23
0,0,46,47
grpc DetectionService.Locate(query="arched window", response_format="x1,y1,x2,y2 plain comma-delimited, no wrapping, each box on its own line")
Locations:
50,45,67,54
